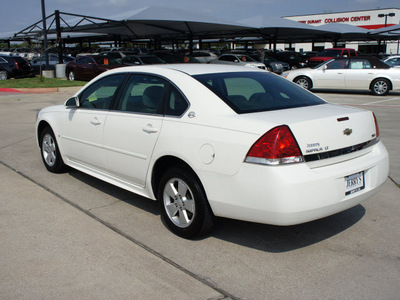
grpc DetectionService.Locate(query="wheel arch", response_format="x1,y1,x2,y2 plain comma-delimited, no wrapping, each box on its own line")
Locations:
293,75,313,89
369,77,393,91
36,120,52,147
151,155,207,203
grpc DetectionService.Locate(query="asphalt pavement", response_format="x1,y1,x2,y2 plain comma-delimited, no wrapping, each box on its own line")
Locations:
0,87,399,300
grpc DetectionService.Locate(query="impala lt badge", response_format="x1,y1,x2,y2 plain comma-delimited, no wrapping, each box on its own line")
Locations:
343,128,353,136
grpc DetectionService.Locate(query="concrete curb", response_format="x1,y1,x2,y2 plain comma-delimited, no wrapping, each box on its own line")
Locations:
0,86,82,94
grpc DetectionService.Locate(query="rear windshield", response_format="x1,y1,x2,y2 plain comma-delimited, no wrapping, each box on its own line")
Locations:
318,49,342,57
193,72,325,114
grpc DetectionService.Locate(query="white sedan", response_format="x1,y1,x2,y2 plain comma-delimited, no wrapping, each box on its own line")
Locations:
36,64,389,238
383,55,400,68
282,57,400,96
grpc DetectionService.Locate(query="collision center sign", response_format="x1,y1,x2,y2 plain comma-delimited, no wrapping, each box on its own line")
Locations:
284,9,399,30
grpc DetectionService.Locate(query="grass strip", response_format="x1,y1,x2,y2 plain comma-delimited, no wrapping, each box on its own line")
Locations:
0,76,86,88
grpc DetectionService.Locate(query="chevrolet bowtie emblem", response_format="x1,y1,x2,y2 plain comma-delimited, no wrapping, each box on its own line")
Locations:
343,128,353,136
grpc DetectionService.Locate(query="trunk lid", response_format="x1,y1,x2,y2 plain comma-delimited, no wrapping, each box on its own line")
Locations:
241,103,377,160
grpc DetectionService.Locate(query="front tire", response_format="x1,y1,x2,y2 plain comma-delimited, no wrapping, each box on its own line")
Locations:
40,127,66,173
158,167,214,239
294,76,312,90
0,70,9,80
371,78,390,96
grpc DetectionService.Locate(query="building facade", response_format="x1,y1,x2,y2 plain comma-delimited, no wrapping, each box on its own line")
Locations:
278,8,400,54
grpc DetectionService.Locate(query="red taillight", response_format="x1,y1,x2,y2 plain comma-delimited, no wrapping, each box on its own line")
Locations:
246,125,303,165
373,113,380,138
13,59,19,70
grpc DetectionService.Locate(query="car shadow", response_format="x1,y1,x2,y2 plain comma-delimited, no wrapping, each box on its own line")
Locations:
67,168,365,253
211,205,365,252
312,89,400,96
68,168,159,216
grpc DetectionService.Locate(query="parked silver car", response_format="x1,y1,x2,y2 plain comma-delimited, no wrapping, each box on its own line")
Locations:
211,54,266,70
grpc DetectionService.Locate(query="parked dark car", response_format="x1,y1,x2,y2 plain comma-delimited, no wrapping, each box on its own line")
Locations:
31,54,75,75
120,55,166,65
99,51,138,61
0,55,34,80
151,51,200,63
268,51,307,69
66,55,123,81
263,56,290,74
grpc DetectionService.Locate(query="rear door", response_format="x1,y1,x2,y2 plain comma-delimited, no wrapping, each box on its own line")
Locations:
102,74,167,187
313,59,347,89
345,59,375,89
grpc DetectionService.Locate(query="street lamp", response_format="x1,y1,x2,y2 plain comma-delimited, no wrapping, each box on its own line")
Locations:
378,13,396,27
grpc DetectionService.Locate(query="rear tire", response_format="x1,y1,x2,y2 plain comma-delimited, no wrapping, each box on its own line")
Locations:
371,78,389,96
158,167,214,239
40,127,66,173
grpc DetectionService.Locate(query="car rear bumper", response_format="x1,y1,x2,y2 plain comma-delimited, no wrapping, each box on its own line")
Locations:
203,141,389,225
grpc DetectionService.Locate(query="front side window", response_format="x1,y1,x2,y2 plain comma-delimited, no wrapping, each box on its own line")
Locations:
238,55,255,62
194,71,325,114
326,59,348,70
319,49,342,57
76,57,89,64
219,55,236,62
79,74,126,109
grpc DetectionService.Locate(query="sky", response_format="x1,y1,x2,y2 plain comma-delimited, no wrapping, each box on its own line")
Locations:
0,0,399,35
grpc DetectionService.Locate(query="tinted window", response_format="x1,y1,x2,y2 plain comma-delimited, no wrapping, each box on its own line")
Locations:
93,56,121,65
79,74,126,109
219,55,236,62
122,56,140,64
326,59,348,69
76,57,89,64
117,75,167,114
165,86,189,116
194,72,325,114
319,49,342,57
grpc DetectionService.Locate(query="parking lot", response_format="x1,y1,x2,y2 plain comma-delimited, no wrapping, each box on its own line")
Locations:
0,88,399,299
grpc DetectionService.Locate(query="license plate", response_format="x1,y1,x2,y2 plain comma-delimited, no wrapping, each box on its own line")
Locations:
345,171,365,196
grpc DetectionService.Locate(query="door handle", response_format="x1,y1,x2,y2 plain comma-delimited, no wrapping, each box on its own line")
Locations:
142,124,159,134
90,117,101,125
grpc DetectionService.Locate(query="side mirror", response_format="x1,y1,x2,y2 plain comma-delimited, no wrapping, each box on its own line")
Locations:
234,59,239,63
65,96,79,107
322,65,328,70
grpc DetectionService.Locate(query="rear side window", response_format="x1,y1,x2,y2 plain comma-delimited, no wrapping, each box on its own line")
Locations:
194,72,325,114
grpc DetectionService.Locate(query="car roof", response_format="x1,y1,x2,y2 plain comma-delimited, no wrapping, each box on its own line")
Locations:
106,63,263,76
324,48,355,50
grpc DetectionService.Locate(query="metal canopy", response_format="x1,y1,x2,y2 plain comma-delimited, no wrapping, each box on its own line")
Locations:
369,24,400,38
316,23,372,41
8,6,396,45
238,16,332,43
